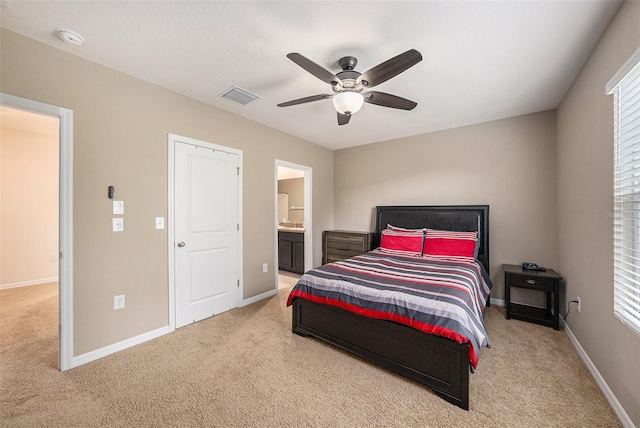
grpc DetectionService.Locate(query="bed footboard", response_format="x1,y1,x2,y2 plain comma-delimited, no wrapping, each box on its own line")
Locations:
292,298,470,410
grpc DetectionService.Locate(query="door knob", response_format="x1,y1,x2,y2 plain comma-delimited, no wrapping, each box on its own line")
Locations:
177,241,186,247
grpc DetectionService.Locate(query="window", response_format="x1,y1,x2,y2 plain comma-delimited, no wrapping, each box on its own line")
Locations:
608,47,640,335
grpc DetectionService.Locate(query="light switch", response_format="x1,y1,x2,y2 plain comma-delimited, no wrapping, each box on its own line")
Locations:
112,218,124,232
155,217,165,230
113,200,124,215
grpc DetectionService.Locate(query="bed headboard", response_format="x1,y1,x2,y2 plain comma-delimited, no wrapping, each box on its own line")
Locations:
374,205,490,272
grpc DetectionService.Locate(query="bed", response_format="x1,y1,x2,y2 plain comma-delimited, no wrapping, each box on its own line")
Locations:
287,205,491,410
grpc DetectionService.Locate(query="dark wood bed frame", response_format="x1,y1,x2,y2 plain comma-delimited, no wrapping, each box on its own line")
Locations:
291,205,490,410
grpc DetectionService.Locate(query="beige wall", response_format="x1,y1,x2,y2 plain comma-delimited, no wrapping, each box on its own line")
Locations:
556,1,640,425
0,29,334,356
278,178,304,224
334,110,558,299
0,127,59,287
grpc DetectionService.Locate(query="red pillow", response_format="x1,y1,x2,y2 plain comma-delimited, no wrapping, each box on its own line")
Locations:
423,229,477,261
386,224,425,234
379,228,424,257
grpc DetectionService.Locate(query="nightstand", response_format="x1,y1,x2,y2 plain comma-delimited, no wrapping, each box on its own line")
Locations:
322,230,374,264
503,264,562,330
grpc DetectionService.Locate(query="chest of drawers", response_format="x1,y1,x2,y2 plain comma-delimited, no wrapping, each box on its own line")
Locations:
322,230,374,264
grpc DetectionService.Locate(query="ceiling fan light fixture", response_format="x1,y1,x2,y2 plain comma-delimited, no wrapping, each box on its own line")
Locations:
332,91,364,115
278,50,422,124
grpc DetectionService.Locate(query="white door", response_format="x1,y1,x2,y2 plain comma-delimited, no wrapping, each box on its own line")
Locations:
175,141,239,328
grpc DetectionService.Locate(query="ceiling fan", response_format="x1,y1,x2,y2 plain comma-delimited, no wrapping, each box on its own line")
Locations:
277,49,423,125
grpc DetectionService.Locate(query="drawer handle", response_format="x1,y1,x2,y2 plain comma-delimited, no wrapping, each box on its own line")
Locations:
525,279,537,285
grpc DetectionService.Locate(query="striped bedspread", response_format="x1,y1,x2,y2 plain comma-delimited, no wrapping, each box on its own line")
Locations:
286,249,492,369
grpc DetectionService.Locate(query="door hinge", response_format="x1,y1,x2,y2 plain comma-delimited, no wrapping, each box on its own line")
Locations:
237,223,239,231
236,167,240,175
237,279,240,287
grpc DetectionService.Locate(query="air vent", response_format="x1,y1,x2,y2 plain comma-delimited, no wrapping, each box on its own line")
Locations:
219,86,260,106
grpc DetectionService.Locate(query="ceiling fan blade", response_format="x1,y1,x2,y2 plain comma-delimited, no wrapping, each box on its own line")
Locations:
364,91,417,110
357,49,422,88
337,112,351,125
287,53,342,86
277,94,333,107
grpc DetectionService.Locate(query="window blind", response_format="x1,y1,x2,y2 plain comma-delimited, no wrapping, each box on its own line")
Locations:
611,54,640,336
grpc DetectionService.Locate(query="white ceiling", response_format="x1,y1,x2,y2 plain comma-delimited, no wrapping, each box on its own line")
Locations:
0,1,622,150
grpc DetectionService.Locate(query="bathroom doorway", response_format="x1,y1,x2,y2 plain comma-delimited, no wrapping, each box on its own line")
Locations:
275,161,312,291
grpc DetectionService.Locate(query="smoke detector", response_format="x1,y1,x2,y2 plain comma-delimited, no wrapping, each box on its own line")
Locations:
55,27,84,46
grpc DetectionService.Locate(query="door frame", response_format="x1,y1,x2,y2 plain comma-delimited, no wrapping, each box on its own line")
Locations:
0,93,74,371
274,160,313,288
167,133,243,331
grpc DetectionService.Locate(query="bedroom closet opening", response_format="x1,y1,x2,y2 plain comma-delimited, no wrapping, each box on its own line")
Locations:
0,106,60,369
275,161,312,290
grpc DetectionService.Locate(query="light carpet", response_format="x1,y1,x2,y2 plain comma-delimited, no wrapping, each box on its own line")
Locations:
0,282,621,427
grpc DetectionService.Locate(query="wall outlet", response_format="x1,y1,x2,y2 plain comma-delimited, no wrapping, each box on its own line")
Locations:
577,296,581,313
50,253,58,261
114,294,125,310
262,263,268,273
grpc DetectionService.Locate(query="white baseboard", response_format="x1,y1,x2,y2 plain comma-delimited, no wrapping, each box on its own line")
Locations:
562,320,635,428
490,297,505,307
0,277,59,290
72,325,171,369
240,288,277,307
71,288,277,370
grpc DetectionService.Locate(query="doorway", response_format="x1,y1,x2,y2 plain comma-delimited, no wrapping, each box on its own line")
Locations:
275,160,312,290
0,93,73,371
